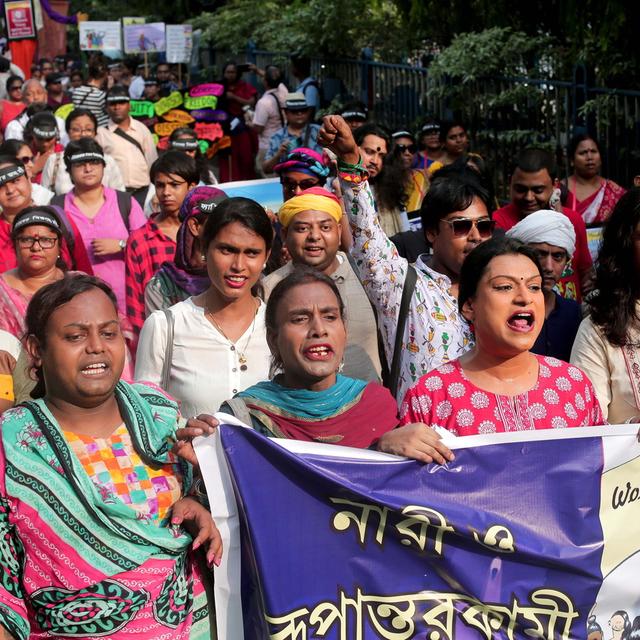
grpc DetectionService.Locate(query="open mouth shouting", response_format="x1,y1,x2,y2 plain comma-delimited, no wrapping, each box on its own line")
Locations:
80,361,109,377
303,343,335,361
507,311,535,333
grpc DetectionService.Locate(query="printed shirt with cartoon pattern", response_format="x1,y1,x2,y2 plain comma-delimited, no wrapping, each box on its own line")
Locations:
399,356,605,435
341,179,474,405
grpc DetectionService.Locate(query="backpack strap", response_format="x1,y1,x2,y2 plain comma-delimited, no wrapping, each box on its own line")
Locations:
115,189,132,231
388,264,417,398
46,201,76,256
270,92,285,128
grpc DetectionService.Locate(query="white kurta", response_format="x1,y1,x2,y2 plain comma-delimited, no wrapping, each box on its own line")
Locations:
134,297,271,417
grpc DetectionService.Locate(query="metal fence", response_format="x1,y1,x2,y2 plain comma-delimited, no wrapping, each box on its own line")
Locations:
201,45,640,197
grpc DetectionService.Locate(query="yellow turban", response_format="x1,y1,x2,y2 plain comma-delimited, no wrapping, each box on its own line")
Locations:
278,187,343,228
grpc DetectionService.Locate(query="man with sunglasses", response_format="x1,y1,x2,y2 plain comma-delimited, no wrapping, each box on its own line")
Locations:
319,115,493,405
262,93,322,175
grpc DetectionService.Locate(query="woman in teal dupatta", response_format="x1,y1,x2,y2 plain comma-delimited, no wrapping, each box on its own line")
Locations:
215,268,455,460
0,274,221,640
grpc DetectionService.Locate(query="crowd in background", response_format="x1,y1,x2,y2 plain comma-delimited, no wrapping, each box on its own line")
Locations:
0,48,636,639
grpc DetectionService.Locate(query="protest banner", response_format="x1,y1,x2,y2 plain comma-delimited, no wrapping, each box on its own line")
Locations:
165,24,192,64
154,91,183,116
123,22,165,54
196,423,640,639
79,21,121,51
4,0,36,40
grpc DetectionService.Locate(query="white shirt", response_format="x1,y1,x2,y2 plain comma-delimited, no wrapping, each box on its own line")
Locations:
253,83,288,151
41,152,125,195
129,76,145,99
4,111,70,146
31,182,53,205
134,297,271,417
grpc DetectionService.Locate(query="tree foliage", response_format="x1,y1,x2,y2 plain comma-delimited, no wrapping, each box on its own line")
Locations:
191,0,409,59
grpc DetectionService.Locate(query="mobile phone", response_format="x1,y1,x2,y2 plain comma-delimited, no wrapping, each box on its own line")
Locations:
237,63,251,73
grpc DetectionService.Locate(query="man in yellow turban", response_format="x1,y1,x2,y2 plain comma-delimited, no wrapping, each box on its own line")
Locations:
261,187,383,383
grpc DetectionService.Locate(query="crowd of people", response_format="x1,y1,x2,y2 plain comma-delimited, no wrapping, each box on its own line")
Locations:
0,49,636,638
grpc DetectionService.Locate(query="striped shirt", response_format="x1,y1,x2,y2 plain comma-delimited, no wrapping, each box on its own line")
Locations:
70,85,108,127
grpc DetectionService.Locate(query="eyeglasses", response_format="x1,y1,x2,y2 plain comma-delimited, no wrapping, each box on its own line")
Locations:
69,127,96,136
9,85,22,92
16,235,58,249
440,217,495,238
281,178,320,193
396,144,417,154
19,155,34,164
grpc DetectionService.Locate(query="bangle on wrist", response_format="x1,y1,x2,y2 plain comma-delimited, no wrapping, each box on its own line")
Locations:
337,155,369,184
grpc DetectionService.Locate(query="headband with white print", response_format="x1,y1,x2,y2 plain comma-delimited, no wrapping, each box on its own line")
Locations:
68,152,105,164
171,139,199,151
0,164,26,186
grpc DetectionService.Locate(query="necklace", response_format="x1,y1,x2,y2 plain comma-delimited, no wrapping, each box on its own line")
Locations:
205,298,259,371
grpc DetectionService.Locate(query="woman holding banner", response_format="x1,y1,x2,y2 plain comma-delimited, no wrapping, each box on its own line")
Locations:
0,274,221,640
400,236,605,434
176,267,455,465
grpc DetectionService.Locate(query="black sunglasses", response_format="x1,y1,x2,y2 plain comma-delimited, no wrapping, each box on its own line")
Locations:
441,217,495,238
396,144,417,154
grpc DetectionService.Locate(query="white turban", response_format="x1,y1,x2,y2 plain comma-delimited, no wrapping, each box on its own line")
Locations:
505,209,576,257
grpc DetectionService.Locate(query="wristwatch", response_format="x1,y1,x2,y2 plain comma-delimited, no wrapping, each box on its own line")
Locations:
118,240,126,250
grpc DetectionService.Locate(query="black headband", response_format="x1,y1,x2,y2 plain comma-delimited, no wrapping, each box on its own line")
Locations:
68,152,105,164
171,139,198,151
0,165,25,186
32,126,57,139
13,211,60,233
341,110,367,120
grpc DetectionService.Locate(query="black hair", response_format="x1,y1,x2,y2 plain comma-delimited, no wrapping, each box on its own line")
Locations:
123,58,139,74
5,74,22,94
200,197,273,253
221,61,239,88
290,55,311,78
24,102,51,119
264,64,282,89
70,70,84,82
354,122,390,148
0,154,25,170
590,188,640,346
265,266,345,374
375,153,409,211
511,148,557,180
63,138,105,174
420,168,490,232
168,129,215,184
25,274,119,398
439,120,467,143
458,236,543,313
446,154,495,210
66,108,98,134
568,132,600,161
87,63,107,81
0,139,28,158
586,615,602,634
150,150,199,185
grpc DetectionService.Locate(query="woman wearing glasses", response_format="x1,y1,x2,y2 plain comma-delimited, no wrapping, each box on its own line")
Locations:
0,75,24,135
0,139,54,206
0,207,66,338
41,108,125,195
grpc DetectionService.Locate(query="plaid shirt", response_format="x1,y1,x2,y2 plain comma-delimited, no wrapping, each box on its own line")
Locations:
125,216,176,340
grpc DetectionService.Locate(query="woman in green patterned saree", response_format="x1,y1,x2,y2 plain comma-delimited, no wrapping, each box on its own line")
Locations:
0,274,221,640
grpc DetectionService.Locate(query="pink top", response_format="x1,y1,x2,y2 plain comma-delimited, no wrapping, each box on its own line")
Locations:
64,187,146,312
400,355,605,435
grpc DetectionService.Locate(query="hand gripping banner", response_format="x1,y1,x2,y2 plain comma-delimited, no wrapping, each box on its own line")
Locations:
196,422,640,639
